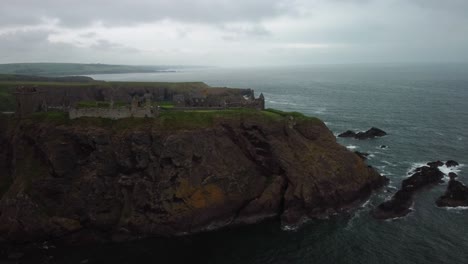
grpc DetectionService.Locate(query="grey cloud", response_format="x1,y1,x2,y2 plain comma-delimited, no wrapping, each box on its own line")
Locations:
0,30,144,64
79,32,97,38
220,24,270,41
1,0,468,66
0,0,292,28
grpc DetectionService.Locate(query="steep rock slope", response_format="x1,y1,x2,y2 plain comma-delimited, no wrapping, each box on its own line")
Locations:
0,112,386,243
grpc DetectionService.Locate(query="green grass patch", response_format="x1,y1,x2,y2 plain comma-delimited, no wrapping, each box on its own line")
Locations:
154,101,175,110
76,100,128,108
22,108,321,131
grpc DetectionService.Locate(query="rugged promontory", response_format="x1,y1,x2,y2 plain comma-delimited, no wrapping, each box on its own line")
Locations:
0,110,387,243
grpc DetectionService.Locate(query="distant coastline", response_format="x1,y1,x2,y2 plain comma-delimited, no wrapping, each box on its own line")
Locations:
0,63,202,77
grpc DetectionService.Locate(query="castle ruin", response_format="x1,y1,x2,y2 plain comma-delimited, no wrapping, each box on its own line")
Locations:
13,85,266,120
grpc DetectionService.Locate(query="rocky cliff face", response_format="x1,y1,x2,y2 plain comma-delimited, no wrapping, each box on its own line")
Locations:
0,113,386,243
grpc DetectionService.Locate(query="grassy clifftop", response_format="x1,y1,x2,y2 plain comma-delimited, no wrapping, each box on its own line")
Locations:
16,108,321,130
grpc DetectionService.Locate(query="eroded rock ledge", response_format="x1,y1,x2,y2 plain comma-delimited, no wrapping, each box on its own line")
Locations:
0,113,386,243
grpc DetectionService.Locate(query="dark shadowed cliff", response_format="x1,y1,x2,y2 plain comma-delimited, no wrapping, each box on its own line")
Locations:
0,110,386,243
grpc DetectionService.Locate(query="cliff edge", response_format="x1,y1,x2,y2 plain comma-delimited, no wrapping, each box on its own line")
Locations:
0,110,386,243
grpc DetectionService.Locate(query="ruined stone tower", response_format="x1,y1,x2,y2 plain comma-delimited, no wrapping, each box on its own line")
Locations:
14,86,44,118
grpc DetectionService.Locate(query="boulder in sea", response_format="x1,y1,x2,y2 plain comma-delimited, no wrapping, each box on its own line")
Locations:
436,176,468,207
371,188,413,219
338,130,356,138
401,166,445,189
372,162,444,219
380,145,388,149
355,127,387,140
445,160,459,167
448,172,458,180
338,127,387,140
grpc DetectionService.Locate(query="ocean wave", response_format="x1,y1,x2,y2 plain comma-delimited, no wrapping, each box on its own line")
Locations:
444,206,468,211
266,100,300,106
381,160,397,167
314,107,326,114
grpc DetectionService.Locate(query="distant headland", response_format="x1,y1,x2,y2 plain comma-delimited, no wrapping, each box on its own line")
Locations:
0,73,387,244
0,63,196,77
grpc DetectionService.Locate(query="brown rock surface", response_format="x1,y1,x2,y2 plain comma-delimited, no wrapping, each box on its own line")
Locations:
0,113,386,243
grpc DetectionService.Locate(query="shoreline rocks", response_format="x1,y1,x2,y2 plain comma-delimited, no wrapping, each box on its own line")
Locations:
436,173,468,208
371,161,446,220
338,127,387,140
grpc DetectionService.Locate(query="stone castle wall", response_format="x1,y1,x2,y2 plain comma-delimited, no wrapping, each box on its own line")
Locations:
69,107,155,120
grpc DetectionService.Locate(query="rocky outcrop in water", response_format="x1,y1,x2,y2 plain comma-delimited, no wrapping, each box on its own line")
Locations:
0,113,387,243
445,160,459,168
371,162,445,219
436,173,468,207
338,127,387,140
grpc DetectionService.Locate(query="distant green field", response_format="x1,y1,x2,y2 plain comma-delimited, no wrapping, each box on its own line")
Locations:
0,63,174,76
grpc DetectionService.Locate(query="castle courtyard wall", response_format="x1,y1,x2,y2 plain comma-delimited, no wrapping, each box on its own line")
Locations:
69,107,155,120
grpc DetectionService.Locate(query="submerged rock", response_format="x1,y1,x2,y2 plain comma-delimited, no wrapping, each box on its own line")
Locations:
372,162,444,219
338,127,387,140
0,113,387,243
436,175,468,207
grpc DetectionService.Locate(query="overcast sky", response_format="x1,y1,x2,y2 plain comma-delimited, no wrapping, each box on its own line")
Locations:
1,0,468,66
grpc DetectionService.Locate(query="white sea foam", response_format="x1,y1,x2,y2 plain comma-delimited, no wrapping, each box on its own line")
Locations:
314,107,326,114
346,145,358,150
267,100,300,106
381,160,396,167
406,161,464,178
406,162,429,176
445,206,468,211
439,164,464,175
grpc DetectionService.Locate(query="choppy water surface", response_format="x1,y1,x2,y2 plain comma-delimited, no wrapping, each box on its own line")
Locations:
28,64,468,263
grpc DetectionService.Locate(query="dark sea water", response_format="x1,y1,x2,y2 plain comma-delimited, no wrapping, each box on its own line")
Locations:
21,64,468,263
